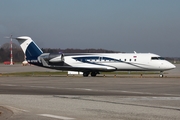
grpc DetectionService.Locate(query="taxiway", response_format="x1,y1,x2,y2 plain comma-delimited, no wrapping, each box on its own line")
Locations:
0,64,180,120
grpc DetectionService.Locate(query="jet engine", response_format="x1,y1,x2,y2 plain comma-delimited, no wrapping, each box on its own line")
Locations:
38,53,64,66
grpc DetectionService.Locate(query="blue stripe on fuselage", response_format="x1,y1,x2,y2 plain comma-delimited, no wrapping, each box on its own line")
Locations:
25,42,43,60
73,56,121,62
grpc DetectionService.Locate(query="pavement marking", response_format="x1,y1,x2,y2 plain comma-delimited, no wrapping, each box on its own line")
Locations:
121,97,180,101
0,84,18,87
1,84,180,97
45,86,56,89
71,88,92,91
38,114,75,120
121,90,150,94
29,86,45,88
120,90,180,97
4,105,29,112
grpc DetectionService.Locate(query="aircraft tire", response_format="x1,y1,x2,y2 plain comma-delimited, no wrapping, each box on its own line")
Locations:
83,72,89,77
159,71,164,78
159,74,164,78
91,72,97,77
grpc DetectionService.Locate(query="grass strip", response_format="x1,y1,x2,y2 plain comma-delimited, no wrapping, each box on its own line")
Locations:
1,71,160,77
1,71,67,76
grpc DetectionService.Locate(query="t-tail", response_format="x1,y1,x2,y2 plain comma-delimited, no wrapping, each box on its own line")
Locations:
16,36,43,66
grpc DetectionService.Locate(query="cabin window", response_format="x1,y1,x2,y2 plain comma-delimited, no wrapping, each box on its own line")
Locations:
129,59,131,61
134,59,136,62
124,59,126,61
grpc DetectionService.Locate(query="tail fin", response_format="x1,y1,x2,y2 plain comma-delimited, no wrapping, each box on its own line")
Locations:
16,36,43,61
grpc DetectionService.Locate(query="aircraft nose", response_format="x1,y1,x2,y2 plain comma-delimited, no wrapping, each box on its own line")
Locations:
171,64,176,69
161,61,176,70
167,63,176,70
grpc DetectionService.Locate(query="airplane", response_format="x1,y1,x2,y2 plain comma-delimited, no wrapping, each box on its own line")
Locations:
16,36,176,77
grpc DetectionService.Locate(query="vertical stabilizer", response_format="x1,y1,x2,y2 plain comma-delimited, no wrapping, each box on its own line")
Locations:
16,36,43,60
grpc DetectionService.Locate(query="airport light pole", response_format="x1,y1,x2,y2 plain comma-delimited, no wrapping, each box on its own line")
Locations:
10,35,13,65
5,35,14,65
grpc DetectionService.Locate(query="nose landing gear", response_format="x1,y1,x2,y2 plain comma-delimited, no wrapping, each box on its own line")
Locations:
159,71,164,78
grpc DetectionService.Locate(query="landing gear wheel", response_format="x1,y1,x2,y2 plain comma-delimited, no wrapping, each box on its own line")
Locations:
159,74,164,78
159,71,164,78
91,72,97,77
159,75,164,77
83,72,89,77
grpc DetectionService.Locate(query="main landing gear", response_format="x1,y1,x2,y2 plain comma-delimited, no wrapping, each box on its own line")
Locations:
83,71,99,77
83,72,89,77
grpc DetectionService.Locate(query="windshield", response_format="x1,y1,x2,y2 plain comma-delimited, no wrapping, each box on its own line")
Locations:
151,57,165,60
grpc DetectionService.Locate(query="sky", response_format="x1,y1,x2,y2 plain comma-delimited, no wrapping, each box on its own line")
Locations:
0,0,180,57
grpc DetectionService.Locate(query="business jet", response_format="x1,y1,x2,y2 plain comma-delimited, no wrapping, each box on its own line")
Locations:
16,36,176,77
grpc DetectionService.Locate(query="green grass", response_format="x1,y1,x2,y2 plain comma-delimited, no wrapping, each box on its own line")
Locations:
1,71,68,77
0,71,160,77
101,71,160,75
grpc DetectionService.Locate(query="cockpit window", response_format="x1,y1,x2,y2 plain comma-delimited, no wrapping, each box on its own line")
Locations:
151,57,165,60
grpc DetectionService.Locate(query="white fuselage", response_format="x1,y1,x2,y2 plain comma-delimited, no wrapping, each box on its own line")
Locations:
62,53,175,71
16,36,176,77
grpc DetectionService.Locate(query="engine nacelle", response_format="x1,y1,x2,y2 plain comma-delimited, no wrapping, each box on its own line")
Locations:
38,53,64,66
49,53,64,62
